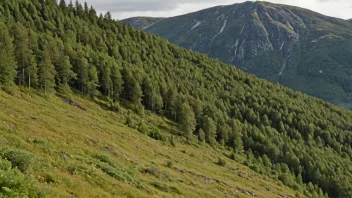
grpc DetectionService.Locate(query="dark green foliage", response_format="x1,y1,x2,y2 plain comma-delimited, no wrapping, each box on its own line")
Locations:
179,102,196,141
148,129,164,141
0,1,352,197
217,157,226,166
0,148,33,173
202,116,217,146
94,97,120,112
141,166,173,182
0,21,17,89
0,152,42,197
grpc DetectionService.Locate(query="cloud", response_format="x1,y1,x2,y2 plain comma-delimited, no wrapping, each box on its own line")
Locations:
79,0,352,20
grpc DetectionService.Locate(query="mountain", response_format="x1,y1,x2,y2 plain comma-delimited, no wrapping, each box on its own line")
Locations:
121,17,164,29
126,1,352,108
1,0,352,197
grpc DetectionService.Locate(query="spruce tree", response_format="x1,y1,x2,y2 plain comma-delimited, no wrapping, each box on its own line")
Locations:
0,21,17,89
12,22,29,86
111,65,123,101
38,47,56,95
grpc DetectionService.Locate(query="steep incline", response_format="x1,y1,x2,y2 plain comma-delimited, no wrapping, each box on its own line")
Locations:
137,1,352,108
0,90,301,197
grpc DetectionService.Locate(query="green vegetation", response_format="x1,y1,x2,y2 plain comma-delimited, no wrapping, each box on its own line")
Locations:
0,0,352,197
0,90,300,197
143,1,352,108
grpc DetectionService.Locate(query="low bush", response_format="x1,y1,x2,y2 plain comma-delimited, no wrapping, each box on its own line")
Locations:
217,157,226,166
0,158,43,197
0,148,33,173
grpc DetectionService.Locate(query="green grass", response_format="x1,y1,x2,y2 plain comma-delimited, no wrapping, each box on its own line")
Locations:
0,89,303,197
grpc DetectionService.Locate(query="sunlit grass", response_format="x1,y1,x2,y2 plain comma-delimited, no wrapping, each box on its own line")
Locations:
0,89,302,197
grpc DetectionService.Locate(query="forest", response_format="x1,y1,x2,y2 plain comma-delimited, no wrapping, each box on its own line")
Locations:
0,0,352,197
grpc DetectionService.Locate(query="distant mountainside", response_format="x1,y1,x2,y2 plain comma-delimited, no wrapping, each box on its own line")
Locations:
121,17,164,29
124,1,352,108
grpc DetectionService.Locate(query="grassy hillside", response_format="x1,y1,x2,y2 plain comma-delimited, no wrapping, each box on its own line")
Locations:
0,89,300,197
0,1,352,197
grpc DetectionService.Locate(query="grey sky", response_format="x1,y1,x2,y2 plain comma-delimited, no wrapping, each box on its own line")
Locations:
78,0,352,20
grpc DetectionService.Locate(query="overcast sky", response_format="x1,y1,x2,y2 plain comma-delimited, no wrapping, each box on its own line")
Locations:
78,0,352,20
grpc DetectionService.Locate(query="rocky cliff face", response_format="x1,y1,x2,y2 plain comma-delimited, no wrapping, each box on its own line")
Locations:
124,1,352,108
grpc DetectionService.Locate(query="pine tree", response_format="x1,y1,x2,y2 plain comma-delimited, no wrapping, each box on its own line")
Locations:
59,0,67,10
87,65,99,98
12,22,29,86
38,47,56,95
130,80,142,104
111,65,123,101
198,128,205,143
0,21,17,89
202,116,217,146
26,49,38,89
76,56,89,94
27,29,39,89
166,87,176,118
101,64,112,96
179,102,196,141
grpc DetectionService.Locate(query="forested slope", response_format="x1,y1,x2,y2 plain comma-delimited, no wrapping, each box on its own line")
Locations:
0,0,352,197
143,1,352,108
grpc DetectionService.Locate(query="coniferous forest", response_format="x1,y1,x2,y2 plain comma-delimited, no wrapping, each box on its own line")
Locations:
0,0,352,197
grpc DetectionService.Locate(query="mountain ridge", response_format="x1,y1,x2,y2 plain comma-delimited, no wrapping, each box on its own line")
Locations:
123,1,352,109
121,17,164,29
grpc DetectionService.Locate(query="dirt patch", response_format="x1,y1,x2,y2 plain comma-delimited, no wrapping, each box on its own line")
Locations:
174,167,259,197
62,98,85,110
174,167,221,184
91,125,104,133
236,187,258,197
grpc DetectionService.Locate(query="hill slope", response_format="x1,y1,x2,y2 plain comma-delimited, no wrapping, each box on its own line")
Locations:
121,17,164,29
0,90,300,197
140,1,352,108
1,0,352,197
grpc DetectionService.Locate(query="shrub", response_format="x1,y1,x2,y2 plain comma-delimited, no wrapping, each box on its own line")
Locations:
0,148,33,173
150,182,182,194
137,121,149,134
148,130,164,141
125,112,139,129
142,167,174,182
0,159,43,197
94,154,116,167
217,157,226,166
93,97,120,112
166,161,173,168
169,136,176,147
89,158,135,185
